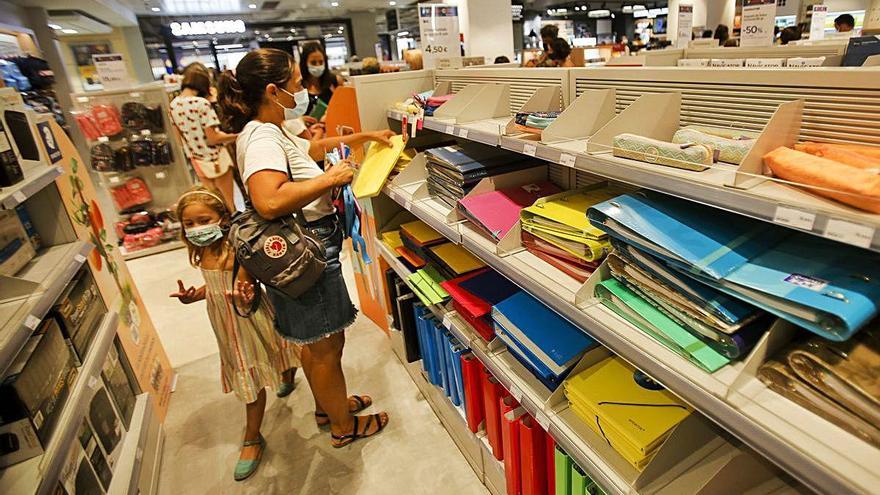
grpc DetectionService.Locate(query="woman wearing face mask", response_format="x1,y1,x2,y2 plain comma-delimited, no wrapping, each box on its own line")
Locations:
300,42,343,116
217,48,393,450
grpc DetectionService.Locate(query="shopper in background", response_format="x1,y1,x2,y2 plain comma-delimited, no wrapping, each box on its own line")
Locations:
835,13,855,33
494,55,511,63
526,23,560,67
170,64,237,208
548,38,575,67
217,48,392,450
780,26,802,45
714,24,730,45
170,186,301,482
300,42,343,117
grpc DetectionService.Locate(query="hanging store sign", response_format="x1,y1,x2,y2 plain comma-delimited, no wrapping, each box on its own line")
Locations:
418,3,461,69
92,53,132,91
169,19,246,37
676,4,694,48
741,0,777,47
810,5,828,40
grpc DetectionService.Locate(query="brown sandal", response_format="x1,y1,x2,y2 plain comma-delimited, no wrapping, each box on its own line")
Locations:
315,395,372,429
331,413,389,448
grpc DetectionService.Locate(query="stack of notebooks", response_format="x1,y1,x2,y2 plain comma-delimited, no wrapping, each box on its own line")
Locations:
492,291,599,390
457,181,561,242
587,191,880,342
398,220,445,270
425,144,540,207
424,242,486,280
596,239,768,373
564,356,692,470
520,185,622,283
441,269,520,341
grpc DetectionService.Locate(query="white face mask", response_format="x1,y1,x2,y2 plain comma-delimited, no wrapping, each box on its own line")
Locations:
276,87,310,120
308,65,325,78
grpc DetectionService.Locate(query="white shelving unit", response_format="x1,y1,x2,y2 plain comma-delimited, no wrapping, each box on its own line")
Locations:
0,164,63,210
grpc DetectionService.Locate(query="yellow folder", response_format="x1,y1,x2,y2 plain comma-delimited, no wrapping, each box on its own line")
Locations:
521,184,622,240
428,243,486,275
400,220,444,246
381,230,403,251
352,134,405,198
564,357,691,462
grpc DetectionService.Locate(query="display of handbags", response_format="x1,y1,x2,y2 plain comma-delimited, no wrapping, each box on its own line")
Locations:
109,177,153,213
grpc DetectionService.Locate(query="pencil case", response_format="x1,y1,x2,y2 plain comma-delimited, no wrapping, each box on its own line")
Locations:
673,127,755,165
613,133,714,172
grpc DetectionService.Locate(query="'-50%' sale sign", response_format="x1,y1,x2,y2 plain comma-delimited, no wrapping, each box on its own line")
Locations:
419,3,461,68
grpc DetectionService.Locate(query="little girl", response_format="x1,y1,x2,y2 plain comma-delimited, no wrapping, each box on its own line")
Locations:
170,186,300,482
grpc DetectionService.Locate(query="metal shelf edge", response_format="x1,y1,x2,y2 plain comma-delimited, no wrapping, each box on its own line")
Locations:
0,165,63,210
107,394,151,495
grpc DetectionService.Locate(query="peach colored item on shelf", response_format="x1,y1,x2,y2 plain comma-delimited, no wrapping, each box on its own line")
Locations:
794,142,880,169
764,147,880,214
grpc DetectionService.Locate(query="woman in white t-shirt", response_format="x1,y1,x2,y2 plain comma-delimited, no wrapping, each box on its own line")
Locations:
170,64,238,207
217,49,393,457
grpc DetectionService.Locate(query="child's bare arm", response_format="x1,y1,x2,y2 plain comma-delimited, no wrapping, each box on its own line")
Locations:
170,280,206,304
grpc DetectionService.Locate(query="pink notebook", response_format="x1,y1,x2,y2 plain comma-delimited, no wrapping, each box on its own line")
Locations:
458,182,561,241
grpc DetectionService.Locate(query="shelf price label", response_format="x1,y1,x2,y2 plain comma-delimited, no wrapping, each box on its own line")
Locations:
559,153,576,167
24,315,40,331
12,191,26,204
535,411,551,430
523,143,537,157
458,129,469,139
74,254,86,263
508,383,523,402
444,125,454,135
740,0,776,47
824,219,875,249
773,205,816,231
442,313,453,330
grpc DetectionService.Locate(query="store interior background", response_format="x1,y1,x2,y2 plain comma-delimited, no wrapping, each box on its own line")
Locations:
0,0,878,493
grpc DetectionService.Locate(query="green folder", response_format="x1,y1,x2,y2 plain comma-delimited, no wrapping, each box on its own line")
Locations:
309,98,328,120
408,266,449,306
595,278,730,373
555,447,572,495
571,463,589,495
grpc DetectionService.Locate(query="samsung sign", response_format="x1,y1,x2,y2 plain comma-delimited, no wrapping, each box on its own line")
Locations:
169,20,246,37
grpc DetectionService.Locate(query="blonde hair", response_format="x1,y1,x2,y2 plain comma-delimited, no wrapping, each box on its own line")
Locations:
176,185,232,268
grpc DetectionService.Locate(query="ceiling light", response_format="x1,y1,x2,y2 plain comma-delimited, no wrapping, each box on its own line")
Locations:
248,3,257,8
397,30,409,36
622,5,633,13
389,0,396,4
287,35,293,40
151,6,160,11
338,26,344,30
255,30,261,34
215,43,244,49
588,9,610,17
290,28,296,32
61,28,78,34
48,23,62,29
331,1,339,6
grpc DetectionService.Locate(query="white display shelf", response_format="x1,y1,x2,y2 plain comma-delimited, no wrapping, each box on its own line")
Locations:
381,180,880,495
0,311,118,495
0,241,93,378
387,110,880,253
0,164,63,210
108,393,151,495
120,239,184,260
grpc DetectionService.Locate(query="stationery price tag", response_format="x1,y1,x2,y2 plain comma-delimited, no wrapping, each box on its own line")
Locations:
74,254,86,264
535,411,551,430
508,384,523,402
404,199,413,210
458,129,469,139
773,205,816,231
129,92,142,98
559,153,576,167
444,125,454,135
523,143,537,157
442,313,453,330
136,448,144,461
155,171,167,180
88,376,100,390
12,191,26,204
109,176,120,184
24,315,40,331
824,219,875,249
76,96,90,103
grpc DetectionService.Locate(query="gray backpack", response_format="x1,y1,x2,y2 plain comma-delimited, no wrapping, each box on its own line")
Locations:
227,138,326,314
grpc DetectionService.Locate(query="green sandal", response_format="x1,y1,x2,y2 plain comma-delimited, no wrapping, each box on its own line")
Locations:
331,413,389,448
314,395,372,429
233,434,265,482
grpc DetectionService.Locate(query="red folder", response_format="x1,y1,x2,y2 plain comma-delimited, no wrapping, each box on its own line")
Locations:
545,433,556,495
452,300,495,341
440,269,491,317
501,401,525,495
481,367,507,461
519,415,548,495
395,246,426,268
460,353,485,434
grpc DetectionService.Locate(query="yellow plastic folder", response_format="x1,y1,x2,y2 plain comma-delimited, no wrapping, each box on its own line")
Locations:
400,220,444,246
352,135,406,198
381,230,403,251
429,243,486,275
564,356,691,469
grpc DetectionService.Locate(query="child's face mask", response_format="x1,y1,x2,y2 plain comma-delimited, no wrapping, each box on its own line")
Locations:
185,222,224,246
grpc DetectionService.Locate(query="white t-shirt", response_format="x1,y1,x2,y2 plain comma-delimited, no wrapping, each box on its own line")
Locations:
169,95,221,161
237,120,335,222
